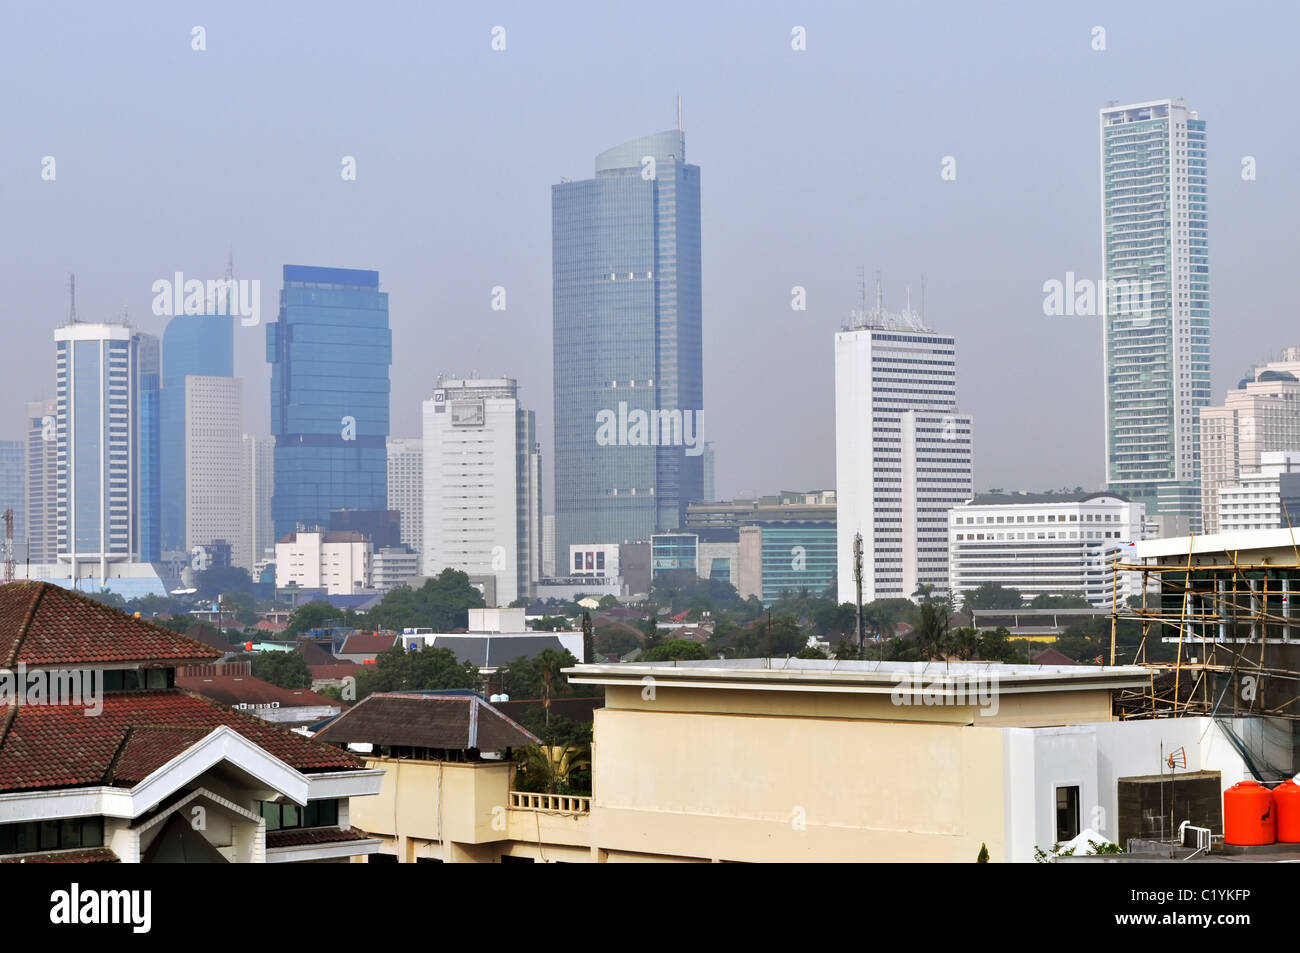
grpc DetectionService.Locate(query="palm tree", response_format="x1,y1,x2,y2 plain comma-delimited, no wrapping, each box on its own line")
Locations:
912,582,936,603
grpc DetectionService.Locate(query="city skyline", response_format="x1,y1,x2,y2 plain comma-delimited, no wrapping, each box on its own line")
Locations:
6,3,1297,504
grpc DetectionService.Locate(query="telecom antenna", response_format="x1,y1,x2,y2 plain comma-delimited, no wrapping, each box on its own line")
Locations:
677,94,683,132
68,273,77,323
2,509,13,584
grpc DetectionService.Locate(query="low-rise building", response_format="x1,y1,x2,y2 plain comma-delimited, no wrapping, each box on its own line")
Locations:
275,529,372,595
1217,451,1300,532
948,492,1146,607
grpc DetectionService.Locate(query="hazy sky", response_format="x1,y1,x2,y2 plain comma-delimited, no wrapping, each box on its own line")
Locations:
3,0,1297,505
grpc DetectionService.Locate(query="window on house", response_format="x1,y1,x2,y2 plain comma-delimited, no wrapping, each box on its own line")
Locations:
1056,786,1081,842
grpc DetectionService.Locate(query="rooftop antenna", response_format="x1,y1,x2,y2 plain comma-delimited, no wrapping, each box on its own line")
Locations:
677,94,683,132
68,273,77,323
875,270,884,315
921,274,926,323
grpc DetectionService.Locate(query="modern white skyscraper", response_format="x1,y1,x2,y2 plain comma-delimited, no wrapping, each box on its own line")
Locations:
422,377,541,606
237,434,275,572
834,294,974,604
25,398,57,566
54,322,156,579
386,436,423,554
542,513,556,579
1200,349,1300,534
1100,99,1209,533
184,376,242,560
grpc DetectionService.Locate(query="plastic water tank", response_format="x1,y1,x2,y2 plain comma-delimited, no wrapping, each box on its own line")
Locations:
1274,779,1300,843
1224,780,1276,846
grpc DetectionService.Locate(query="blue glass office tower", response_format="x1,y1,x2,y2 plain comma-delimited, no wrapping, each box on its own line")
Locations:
552,125,704,560
160,313,234,553
137,333,161,563
267,265,391,542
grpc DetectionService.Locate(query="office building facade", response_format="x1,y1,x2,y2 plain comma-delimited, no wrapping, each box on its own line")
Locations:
422,377,540,606
267,265,391,541
24,399,57,565
237,434,275,572
552,124,704,561
386,437,423,555
1100,99,1209,530
834,302,974,603
184,376,242,563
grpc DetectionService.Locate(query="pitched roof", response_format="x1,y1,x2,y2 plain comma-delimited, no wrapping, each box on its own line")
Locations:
0,847,119,864
0,582,221,667
266,826,371,849
338,633,397,657
0,689,362,793
309,663,359,681
174,673,342,711
430,634,570,667
314,692,539,752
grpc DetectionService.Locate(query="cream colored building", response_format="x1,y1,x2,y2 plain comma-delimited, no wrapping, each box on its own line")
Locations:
275,529,371,595
334,661,1260,862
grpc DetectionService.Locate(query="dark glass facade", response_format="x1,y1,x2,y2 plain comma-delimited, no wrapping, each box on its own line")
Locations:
160,314,234,553
137,333,161,562
267,265,391,542
552,129,703,559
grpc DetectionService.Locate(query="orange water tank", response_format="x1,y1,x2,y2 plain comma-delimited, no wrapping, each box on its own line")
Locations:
1273,779,1300,843
1224,780,1276,846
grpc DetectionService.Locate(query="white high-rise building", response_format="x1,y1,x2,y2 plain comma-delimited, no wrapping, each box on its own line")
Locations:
948,493,1146,608
834,294,974,604
422,377,541,606
1218,452,1300,533
1200,349,1300,534
237,434,274,572
54,322,157,580
184,376,242,560
25,398,57,565
542,513,556,579
275,530,371,595
386,437,423,554
1100,99,1209,531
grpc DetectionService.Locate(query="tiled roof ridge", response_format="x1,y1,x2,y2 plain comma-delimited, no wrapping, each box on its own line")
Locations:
174,689,365,769
4,582,46,669
101,726,134,783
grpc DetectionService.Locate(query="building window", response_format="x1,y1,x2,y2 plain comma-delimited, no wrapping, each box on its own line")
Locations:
0,816,104,854
259,799,339,831
1056,786,1081,842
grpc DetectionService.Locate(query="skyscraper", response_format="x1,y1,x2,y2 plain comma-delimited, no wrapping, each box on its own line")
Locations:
834,295,974,604
0,441,24,564
386,437,423,554
1100,99,1209,533
54,322,156,578
237,433,275,572
160,310,233,554
25,399,57,566
551,117,703,561
267,265,391,542
422,377,540,606
184,376,242,561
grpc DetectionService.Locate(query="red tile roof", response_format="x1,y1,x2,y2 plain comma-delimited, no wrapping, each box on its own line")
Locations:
338,634,397,657
175,673,341,710
265,826,371,849
0,689,362,793
0,582,221,667
309,663,359,681
0,847,119,863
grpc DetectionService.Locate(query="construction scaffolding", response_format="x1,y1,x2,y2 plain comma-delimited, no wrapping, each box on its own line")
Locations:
1108,538,1300,725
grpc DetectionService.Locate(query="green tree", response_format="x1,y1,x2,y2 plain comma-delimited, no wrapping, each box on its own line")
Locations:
286,601,344,636
977,843,990,863
597,594,619,609
1028,593,1092,609
642,611,662,653
796,644,829,660
354,645,481,699
365,570,486,631
644,639,708,662
498,649,593,700
194,565,256,601
252,650,311,689
964,583,1023,610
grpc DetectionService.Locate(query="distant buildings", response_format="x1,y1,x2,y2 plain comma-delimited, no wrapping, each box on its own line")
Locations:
551,122,704,562
1100,99,1209,533
160,309,234,555
834,296,974,603
948,492,1146,608
1200,350,1300,534
24,399,57,565
0,441,23,560
267,265,391,541
386,437,423,554
54,322,159,580
237,433,275,572
422,377,540,606
275,529,371,595
1217,451,1300,533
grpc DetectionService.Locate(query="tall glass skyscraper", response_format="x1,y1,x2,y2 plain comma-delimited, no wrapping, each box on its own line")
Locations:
137,332,160,563
160,312,234,553
552,124,704,560
1100,98,1209,532
267,265,391,542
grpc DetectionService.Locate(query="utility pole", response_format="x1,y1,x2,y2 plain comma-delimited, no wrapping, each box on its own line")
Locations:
853,532,864,656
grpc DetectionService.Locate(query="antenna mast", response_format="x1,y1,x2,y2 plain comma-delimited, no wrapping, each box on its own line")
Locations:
2,509,13,584
68,273,77,323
